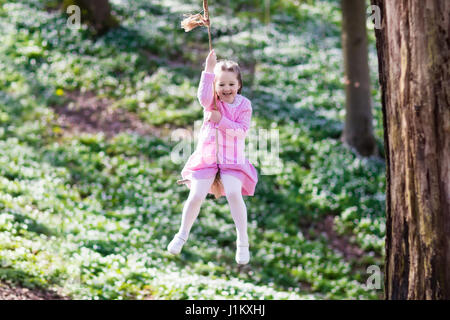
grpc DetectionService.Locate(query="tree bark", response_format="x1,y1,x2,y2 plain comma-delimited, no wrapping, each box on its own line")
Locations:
341,0,377,157
63,0,118,35
372,0,450,299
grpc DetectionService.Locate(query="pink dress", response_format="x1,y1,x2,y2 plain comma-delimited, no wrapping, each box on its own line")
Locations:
180,71,258,197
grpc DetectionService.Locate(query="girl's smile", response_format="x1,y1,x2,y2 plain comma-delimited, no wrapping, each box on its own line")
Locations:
215,71,240,104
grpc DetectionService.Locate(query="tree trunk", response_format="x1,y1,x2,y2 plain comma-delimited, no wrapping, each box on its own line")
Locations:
372,0,450,299
341,0,377,156
63,0,118,35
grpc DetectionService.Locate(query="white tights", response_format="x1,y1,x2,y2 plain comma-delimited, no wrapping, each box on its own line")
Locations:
177,173,249,246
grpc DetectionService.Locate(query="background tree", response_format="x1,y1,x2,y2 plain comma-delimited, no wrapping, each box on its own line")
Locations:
62,0,118,35
372,0,450,299
341,0,377,156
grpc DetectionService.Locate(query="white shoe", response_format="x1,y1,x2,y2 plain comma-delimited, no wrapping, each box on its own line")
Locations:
167,235,186,255
236,245,250,265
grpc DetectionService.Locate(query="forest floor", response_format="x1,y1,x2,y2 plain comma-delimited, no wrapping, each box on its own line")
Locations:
0,281,69,300
4,97,361,300
52,90,165,138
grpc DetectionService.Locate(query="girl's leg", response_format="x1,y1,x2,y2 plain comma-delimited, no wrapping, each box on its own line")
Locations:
168,175,215,254
177,175,215,240
220,174,249,246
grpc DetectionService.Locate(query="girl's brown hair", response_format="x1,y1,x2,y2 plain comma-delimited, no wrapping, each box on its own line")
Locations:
214,60,243,94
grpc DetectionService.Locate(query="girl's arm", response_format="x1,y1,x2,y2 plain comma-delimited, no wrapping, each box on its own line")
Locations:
198,49,217,110
197,71,215,111
217,102,252,138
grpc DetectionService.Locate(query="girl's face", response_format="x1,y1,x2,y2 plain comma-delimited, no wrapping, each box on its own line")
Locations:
215,71,240,104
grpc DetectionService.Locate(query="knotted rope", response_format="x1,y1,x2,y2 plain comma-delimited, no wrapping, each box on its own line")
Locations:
177,0,224,199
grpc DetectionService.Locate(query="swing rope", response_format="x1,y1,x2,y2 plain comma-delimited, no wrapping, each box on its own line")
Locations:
177,0,224,199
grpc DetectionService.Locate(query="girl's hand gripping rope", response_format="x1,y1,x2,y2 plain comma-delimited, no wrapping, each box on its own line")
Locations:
205,49,216,73
205,110,222,123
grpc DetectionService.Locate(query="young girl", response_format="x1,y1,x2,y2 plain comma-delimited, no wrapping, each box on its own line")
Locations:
168,49,258,265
